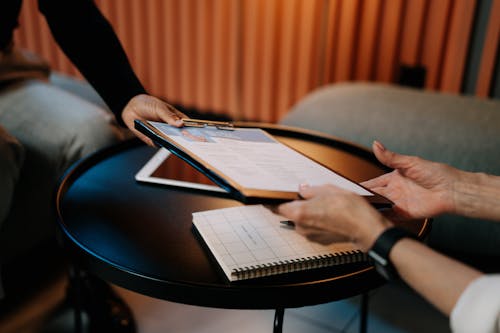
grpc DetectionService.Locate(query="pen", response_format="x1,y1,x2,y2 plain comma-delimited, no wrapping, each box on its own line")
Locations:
280,220,296,228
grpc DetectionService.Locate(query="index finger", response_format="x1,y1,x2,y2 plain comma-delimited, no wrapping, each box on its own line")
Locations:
361,172,392,189
159,103,186,127
277,200,304,221
299,184,349,200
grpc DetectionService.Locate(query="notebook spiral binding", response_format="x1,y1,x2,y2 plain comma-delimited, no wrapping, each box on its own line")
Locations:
231,250,368,280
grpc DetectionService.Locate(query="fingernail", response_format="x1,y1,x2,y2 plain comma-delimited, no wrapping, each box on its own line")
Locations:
299,183,310,191
374,140,386,151
175,119,183,126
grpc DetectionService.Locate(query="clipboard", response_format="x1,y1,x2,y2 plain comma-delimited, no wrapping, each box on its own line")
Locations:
134,119,393,208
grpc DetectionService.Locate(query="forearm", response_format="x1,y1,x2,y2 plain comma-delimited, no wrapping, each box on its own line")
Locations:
38,0,146,124
451,171,500,221
390,238,482,316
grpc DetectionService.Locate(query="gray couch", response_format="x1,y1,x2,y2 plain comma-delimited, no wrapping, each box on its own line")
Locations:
0,74,122,299
280,82,500,263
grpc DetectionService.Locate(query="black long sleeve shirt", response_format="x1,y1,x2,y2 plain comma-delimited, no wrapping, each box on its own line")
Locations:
1,0,147,125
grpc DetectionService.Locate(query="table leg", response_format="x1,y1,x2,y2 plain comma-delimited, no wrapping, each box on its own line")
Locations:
359,293,369,333
273,308,285,333
67,265,84,333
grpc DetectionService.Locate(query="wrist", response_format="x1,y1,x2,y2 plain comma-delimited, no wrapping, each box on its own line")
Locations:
451,171,485,216
440,168,466,214
368,226,416,280
452,172,500,219
356,215,393,252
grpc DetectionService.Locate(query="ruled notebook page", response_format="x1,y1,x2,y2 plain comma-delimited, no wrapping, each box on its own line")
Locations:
192,205,364,281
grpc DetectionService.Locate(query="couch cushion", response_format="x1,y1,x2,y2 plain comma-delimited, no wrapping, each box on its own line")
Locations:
0,77,123,265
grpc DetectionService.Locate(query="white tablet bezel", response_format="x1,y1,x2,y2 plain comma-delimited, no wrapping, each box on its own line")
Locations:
135,148,227,193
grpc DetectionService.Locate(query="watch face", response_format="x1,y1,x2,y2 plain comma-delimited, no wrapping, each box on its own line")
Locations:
374,263,392,281
369,250,396,280
368,250,388,266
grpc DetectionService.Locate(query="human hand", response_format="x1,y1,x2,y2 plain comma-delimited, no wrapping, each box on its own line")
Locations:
277,184,392,252
121,94,187,146
362,141,463,219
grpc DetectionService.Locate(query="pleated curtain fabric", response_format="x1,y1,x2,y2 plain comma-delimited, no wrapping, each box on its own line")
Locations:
15,0,497,123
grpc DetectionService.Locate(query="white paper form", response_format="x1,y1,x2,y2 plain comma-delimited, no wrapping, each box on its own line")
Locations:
149,122,372,196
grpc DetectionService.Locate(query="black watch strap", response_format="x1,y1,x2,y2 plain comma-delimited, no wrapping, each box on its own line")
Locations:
368,227,416,280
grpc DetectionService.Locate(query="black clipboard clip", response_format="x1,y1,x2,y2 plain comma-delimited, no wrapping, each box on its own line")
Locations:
183,118,234,131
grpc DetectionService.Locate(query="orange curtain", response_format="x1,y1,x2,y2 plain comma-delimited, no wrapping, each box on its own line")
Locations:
15,0,492,123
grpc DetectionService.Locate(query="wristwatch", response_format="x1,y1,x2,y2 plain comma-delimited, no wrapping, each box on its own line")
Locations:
368,227,416,280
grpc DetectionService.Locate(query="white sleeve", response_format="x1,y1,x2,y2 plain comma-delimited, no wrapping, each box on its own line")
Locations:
451,274,500,333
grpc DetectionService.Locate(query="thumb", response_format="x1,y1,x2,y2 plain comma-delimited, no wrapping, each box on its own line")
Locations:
372,140,411,170
298,184,342,200
298,183,316,199
155,99,186,126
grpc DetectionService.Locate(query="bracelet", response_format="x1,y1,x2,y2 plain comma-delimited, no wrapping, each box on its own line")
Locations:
368,227,416,280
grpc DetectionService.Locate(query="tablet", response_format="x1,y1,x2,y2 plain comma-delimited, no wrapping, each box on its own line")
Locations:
135,148,227,193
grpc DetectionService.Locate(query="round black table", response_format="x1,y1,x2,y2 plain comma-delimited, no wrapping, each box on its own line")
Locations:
56,123,430,333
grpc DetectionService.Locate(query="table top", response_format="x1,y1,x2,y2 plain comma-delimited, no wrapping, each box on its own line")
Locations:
56,122,430,309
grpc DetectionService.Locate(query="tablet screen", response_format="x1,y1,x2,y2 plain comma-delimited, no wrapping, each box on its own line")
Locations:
135,148,227,193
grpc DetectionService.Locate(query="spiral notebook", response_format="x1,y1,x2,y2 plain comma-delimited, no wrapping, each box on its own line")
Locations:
192,205,367,281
